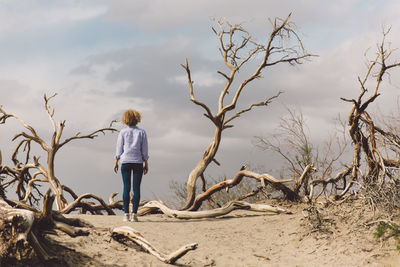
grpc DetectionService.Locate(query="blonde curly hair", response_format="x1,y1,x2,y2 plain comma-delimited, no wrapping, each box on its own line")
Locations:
122,109,141,126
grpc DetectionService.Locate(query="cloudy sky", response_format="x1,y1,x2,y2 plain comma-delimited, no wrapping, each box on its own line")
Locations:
1,0,400,206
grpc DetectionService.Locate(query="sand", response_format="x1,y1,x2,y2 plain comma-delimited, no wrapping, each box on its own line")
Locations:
47,201,400,267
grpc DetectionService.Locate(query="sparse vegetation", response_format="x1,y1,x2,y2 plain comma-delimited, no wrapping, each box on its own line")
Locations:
374,222,400,251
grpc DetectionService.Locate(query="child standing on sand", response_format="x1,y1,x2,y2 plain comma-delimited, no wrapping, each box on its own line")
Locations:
114,109,149,222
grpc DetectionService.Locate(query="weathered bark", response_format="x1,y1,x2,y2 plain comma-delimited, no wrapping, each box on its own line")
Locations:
0,197,36,247
181,14,314,210
183,127,222,210
46,151,68,210
0,191,91,264
139,200,291,219
112,226,198,264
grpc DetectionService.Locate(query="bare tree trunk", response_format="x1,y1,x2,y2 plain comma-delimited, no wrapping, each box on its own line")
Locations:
47,151,67,210
183,127,222,210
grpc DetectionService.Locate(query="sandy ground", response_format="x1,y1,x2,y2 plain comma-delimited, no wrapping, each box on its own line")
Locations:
45,201,400,267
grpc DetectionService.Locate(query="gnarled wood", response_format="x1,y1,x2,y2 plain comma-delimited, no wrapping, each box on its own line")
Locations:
112,226,198,264
0,197,35,245
188,165,296,211
61,193,116,215
334,27,400,201
0,192,92,264
139,200,291,219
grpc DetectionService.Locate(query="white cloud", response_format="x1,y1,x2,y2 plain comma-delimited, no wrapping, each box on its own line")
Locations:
105,0,323,31
0,0,107,38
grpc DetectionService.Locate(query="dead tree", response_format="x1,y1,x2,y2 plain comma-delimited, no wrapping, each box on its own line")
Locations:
334,27,400,200
287,27,400,204
0,94,117,212
181,13,314,210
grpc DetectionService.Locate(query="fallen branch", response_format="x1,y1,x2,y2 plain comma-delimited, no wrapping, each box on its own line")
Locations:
188,167,296,211
61,193,116,215
138,200,291,219
112,226,198,264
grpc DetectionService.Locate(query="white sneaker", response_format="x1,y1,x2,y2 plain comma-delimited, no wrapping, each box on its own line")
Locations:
131,214,138,222
123,213,129,222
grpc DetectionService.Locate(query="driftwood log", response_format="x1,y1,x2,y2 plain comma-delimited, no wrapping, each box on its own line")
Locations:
138,200,291,219
112,226,198,264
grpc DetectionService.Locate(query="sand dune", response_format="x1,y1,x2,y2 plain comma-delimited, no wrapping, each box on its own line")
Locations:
46,201,400,267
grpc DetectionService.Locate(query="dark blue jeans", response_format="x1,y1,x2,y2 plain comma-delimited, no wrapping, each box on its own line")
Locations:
121,163,143,214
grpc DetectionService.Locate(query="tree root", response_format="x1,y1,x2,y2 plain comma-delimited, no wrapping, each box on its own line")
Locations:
0,193,92,264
